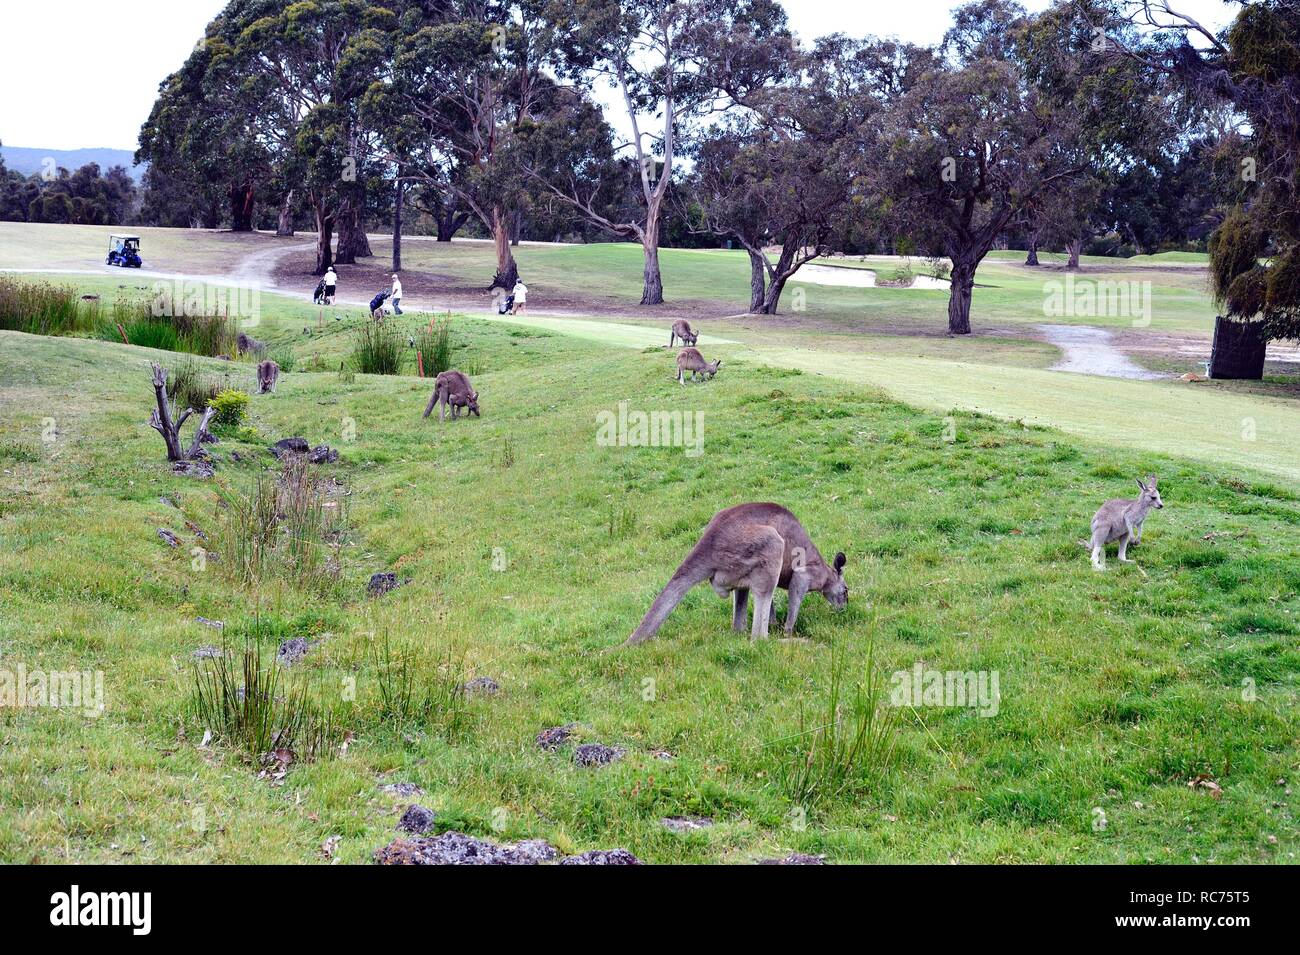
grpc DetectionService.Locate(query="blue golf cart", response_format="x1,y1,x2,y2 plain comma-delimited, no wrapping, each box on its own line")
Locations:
106,234,142,268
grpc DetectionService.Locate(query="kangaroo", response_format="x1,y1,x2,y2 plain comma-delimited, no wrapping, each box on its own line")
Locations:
676,347,721,385
669,319,698,348
624,503,847,645
256,359,279,394
423,369,479,422
1090,475,1164,570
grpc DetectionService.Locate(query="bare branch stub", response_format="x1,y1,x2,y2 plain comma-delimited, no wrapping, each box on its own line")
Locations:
147,361,214,463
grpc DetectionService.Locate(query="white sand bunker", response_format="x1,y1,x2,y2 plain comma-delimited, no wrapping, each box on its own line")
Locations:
1040,324,1161,380
792,263,949,290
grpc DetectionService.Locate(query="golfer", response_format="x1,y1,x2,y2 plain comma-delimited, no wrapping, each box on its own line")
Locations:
391,274,403,315
511,278,527,314
323,266,338,305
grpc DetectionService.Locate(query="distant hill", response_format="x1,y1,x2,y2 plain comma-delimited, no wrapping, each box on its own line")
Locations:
1,146,147,183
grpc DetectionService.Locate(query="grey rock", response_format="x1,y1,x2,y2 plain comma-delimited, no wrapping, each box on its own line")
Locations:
661,816,713,833
308,445,338,464
276,637,311,666
758,853,826,865
459,676,500,697
536,723,577,752
559,848,642,866
192,645,224,661
158,528,180,548
173,459,214,480
379,782,425,798
574,744,625,768
269,437,310,459
373,832,560,866
397,804,437,835
367,572,404,597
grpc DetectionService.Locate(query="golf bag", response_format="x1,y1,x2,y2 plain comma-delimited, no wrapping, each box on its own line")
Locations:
497,293,514,315
312,279,327,305
369,290,391,316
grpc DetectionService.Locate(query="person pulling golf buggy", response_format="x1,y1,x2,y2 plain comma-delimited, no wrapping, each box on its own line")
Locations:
369,289,392,321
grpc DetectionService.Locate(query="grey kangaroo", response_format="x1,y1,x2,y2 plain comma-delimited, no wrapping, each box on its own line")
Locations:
676,347,721,385
256,359,279,394
669,319,698,348
624,502,847,645
423,369,479,422
1090,475,1164,570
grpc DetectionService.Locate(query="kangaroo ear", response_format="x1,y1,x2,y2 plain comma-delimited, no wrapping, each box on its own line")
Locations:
833,552,846,573
1137,478,1147,492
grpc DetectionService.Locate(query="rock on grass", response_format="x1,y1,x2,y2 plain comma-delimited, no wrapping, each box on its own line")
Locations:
573,744,625,767
276,637,311,667
535,723,577,751
374,832,560,865
372,832,642,866
397,804,437,835
458,676,500,697
757,853,826,865
559,848,642,865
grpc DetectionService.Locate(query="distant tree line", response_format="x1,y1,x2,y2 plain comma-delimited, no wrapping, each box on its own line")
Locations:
0,143,138,225
131,0,1298,338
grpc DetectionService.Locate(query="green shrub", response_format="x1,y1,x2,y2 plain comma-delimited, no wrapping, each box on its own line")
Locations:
352,323,403,375
209,389,250,428
270,349,297,373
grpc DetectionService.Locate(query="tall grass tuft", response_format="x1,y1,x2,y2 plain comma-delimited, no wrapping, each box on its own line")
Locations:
352,323,403,375
166,357,223,414
771,640,899,807
369,631,467,740
413,316,455,377
215,457,346,591
191,631,341,763
0,278,99,335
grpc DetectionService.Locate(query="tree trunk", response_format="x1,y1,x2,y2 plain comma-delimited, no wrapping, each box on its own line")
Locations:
148,362,215,461
313,203,335,275
511,208,522,247
229,181,255,232
436,204,468,242
947,259,976,335
392,179,403,273
640,205,664,306
276,190,295,237
335,192,371,264
1066,237,1083,271
760,241,800,315
746,249,766,313
490,205,518,290
1025,233,1040,266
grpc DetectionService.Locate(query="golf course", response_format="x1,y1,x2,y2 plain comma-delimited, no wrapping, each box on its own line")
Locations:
1,222,1297,864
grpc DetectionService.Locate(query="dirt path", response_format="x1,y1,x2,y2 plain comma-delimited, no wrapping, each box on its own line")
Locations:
1039,324,1163,380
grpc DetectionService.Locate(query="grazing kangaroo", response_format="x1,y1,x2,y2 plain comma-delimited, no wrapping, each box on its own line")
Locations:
256,359,279,394
1090,475,1163,570
422,369,479,422
669,319,698,348
676,347,721,385
624,503,847,645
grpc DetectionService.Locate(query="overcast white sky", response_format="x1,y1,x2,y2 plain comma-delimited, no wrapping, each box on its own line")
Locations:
0,0,1238,153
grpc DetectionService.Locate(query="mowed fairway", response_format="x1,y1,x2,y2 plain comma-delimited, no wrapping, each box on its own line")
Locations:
2,297,1299,862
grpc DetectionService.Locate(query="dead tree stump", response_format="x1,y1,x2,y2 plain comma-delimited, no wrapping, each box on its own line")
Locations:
148,362,215,461
1209,316,1268,380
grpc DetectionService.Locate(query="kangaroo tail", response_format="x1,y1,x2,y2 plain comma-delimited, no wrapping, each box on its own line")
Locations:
422,386,440,419
624,562,711,646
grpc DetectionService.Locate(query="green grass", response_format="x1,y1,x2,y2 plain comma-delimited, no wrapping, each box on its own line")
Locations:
1,319,1297,864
